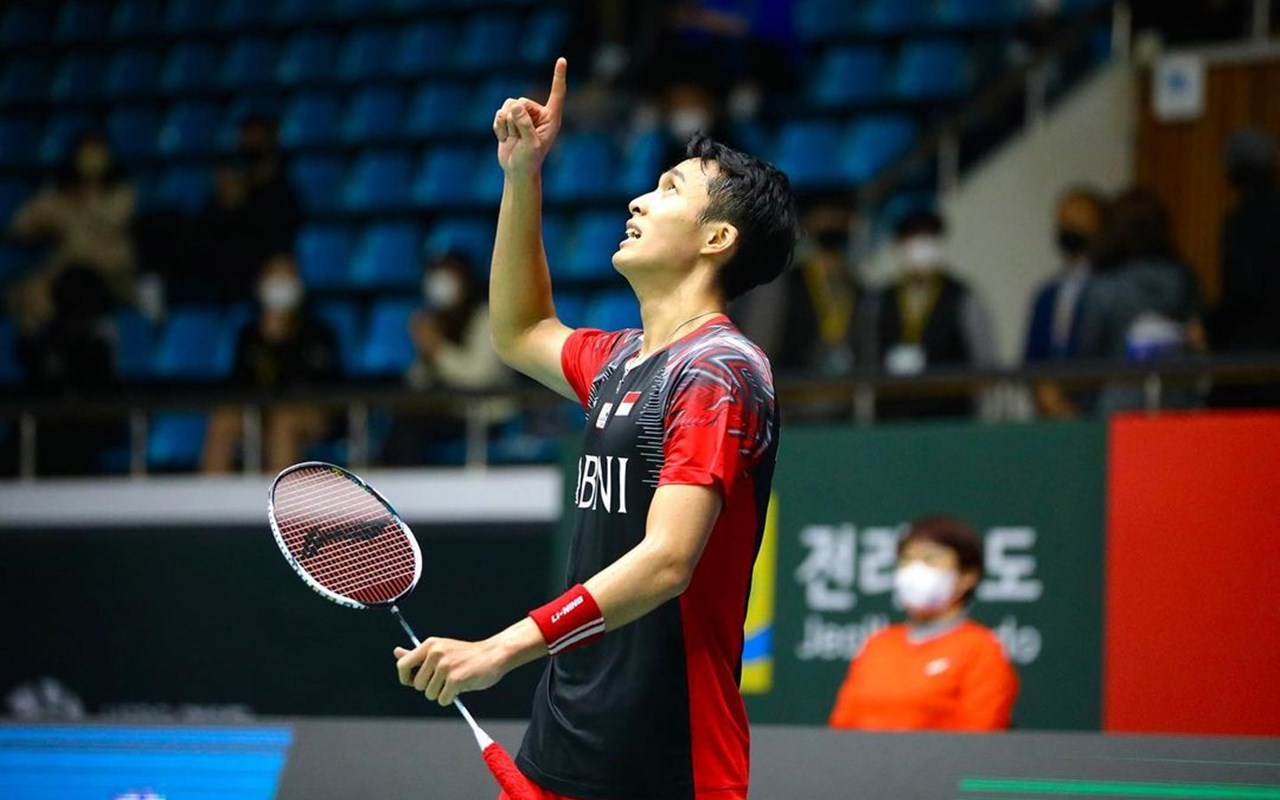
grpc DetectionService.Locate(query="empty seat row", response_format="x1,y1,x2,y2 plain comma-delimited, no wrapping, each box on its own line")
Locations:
1,0,548,47
792,0,1104,41
774,116,921,188
0,12,567,104
808,41,974,107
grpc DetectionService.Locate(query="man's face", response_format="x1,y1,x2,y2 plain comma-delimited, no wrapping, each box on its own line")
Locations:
613,158,720,277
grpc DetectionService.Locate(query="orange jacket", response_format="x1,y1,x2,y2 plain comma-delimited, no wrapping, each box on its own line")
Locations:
828,619,1018,731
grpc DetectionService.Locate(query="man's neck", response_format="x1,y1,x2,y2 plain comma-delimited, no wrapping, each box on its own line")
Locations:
634,279,725,359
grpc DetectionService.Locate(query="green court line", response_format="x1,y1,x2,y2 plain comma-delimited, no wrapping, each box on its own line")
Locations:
958,778,1280,798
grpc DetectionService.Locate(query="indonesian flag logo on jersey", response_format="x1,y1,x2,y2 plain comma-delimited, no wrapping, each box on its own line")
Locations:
616,391,642,416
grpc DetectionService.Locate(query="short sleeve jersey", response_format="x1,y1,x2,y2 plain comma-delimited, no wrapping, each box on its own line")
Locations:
516,317,779,800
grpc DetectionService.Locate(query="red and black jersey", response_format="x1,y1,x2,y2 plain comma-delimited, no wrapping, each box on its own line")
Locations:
516,316,779,800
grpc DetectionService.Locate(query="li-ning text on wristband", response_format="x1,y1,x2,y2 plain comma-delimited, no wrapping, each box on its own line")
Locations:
529,584,605,656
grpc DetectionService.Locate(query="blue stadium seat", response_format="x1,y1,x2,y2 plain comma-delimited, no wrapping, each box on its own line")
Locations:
350,223,422,289
877,189,936,235
546,133,615,201
0,320,23,384
272,0,327,27
0,242,36,295
863,0,934,33
106,50,163,98
540,214,572,275
39,113,94,166
147,413,207,471
0,118,40,168
404,82,470,137
345,150,413,212
394,22,455,77
162,43,221,93
793,0,865,41
938,0,1017,26
895,41,970,99
277,33,339,86
618,131,667,197
159,102,223,156
155,166,212,215
463,76,535,134
52,54,105,102
164,0,217,34
221,38,279,89
110,0,164,38
522,8,570,65
290,156,347,214
280,92,342,148
472,160,505,204
297,225,357,289
0,59,51,104
54,0,110,43
585,291,641,331
339,27,397,82
0,4,53,48
342,88,404,142
774,120,847,189
412,147,480,208
842,115,918,182
356,298,418,376
455,15,520,70
0,179,31,225
563,213,625,281
313,299,363,373
113,308,155,380
424,218,495,269
153,307,235,380
218,0,273,30
553,293,588,329
811,46,889,108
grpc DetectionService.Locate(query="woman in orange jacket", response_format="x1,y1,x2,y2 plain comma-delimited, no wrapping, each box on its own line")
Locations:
828,516,1018,731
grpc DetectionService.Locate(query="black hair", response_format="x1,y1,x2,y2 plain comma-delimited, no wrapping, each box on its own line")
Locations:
1093,188,1177,271
893,209,945,240
898,515,984,603
686,133,798,300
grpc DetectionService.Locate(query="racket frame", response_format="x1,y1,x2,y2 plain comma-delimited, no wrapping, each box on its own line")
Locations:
267,460,423,611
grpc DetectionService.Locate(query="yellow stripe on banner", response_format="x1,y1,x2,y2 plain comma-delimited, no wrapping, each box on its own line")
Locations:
741,492,778,694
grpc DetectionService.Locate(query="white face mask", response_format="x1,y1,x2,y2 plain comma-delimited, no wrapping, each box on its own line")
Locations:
667,108,712,141
425,271,462,309
896,236,946,273
258,276,302,311
894,562,959,614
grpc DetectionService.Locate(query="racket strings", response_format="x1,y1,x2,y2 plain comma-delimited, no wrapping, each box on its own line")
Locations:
274,466,418,605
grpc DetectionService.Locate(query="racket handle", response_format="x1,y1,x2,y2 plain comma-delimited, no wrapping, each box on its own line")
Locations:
389,605,495,750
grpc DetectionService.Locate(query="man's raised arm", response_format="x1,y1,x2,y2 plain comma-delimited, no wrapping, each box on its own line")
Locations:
488,57,576,400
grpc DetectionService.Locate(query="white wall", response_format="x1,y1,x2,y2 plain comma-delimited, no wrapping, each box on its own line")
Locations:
862,61,1137,364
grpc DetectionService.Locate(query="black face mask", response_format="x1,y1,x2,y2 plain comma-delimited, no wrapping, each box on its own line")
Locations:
814,229,850,251
1056,229,1090,258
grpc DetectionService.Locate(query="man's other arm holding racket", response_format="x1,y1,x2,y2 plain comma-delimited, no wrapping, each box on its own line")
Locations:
393,58,726,705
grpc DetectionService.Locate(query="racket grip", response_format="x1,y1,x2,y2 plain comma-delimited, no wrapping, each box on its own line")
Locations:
483,742,542,800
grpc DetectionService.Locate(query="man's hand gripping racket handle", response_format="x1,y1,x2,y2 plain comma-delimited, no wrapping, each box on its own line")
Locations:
391,605,541,800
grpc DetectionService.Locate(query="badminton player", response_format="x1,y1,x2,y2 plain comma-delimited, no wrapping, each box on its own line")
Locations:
395,57,797,800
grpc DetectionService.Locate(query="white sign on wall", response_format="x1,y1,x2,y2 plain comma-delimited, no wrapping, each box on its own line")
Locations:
1153,54,1206,122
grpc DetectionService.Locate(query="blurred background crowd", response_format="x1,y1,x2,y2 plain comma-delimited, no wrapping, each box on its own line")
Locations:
1,0,1277,476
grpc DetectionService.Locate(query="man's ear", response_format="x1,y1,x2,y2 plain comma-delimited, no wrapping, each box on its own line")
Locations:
701,222,739,258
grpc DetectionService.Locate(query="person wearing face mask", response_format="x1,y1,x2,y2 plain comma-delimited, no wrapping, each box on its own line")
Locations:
730,192,864,390
200,253,339,474
381,251,513,466
829,516,1018,731
1023,187,1105,419
861,210,997,419
8,131,137,331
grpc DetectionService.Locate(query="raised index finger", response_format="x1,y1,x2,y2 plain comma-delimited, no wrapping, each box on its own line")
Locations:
544,57,568,120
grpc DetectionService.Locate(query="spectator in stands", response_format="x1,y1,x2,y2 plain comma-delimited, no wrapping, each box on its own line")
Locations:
829,516,1018,731
200,253,339,474
197,115,301,304
861,210,997,418
1024,187,1106,418
7,131,136,331
655,79,739,171
1075,188,1205,413
1212,128,1280,407
382,252,513,465
732,191,863,378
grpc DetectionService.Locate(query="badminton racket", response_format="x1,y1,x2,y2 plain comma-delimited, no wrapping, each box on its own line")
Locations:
267,461,540,800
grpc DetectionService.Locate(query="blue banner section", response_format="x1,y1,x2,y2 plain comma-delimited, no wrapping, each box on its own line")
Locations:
0,725,292,800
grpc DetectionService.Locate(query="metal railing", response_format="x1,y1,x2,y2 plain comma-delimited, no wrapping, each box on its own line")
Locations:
5,353,1279,479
